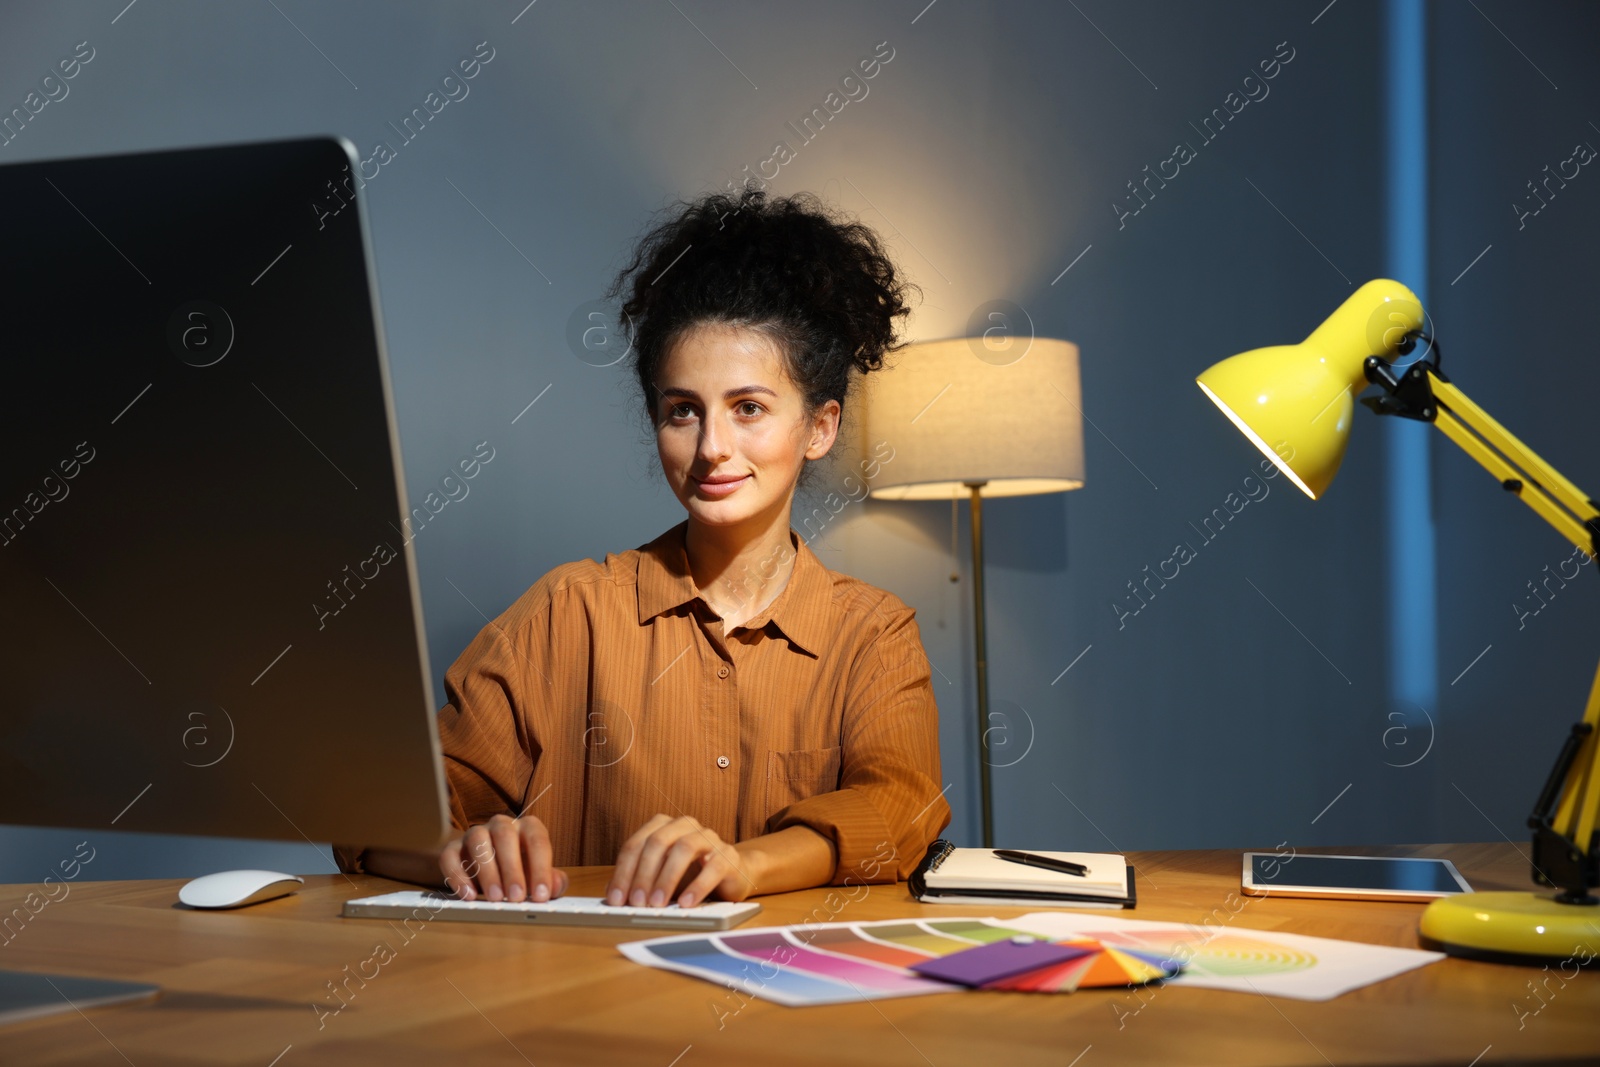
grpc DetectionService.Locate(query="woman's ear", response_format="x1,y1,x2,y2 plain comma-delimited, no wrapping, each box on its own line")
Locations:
804,399,842,460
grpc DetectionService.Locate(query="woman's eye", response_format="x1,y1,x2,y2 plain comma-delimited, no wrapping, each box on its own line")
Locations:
669,403,695,420
737,401,763,416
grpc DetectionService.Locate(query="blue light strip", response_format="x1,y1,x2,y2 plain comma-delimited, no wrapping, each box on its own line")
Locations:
1384,0,1437,712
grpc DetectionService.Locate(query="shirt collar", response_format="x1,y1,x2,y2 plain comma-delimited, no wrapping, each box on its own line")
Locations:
636,521,830,657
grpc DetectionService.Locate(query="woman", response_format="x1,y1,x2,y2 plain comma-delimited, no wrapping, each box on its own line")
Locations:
339,186,950,909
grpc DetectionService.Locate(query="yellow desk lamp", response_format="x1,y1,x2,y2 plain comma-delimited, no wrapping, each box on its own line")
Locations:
1197,278,1600,963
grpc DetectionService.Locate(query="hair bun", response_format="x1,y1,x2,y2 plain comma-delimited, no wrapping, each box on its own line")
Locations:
606,182,917,421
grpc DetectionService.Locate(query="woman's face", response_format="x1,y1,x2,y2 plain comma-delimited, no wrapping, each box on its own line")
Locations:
654,322,839,534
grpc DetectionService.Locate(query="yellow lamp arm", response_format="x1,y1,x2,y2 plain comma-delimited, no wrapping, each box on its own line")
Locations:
1426,371,1599,557
1421,367,1600,897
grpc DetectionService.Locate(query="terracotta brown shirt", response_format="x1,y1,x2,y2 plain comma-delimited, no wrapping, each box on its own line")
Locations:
339,521,950,885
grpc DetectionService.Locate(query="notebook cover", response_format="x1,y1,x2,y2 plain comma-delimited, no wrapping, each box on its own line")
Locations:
909,840,1138,909
925,845,1129,894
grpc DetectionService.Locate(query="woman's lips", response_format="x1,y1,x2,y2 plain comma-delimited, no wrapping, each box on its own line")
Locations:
693,474,749,497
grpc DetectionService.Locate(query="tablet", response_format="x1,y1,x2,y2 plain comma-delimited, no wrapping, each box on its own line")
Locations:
1241,853,1472,902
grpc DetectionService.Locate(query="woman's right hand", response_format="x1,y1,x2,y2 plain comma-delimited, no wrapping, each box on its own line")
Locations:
439,813,569,903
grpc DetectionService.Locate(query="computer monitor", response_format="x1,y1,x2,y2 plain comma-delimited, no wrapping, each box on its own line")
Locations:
0,136,451,854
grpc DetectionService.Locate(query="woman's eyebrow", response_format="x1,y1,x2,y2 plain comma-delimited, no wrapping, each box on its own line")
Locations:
659,385,778,401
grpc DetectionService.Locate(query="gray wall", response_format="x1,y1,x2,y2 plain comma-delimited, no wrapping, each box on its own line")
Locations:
2,0,1596,882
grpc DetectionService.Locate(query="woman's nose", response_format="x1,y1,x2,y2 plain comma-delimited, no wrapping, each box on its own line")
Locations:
697,413,732,461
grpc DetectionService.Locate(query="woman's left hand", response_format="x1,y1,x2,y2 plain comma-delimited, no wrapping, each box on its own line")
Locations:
605,814,758,908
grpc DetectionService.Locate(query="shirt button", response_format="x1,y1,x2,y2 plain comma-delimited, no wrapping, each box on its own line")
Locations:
716,755,730,769
717,666,730,679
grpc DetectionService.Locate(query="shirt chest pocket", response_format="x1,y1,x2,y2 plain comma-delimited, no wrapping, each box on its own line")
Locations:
765,745,842,819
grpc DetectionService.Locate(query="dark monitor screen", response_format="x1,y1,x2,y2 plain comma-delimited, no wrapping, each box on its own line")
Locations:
0,137,448,849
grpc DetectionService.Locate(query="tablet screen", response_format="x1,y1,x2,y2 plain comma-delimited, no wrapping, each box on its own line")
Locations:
1251,855,1464,893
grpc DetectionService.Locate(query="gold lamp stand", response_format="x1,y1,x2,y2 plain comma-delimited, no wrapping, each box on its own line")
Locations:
964,480,995,849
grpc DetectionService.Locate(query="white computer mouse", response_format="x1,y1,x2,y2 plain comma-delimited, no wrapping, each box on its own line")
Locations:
178,869,304,909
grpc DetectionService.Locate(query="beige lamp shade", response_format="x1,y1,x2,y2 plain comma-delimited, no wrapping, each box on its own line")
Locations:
862,337,1085,500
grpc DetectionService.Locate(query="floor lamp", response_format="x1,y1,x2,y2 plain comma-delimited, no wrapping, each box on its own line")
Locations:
862,337,1085,847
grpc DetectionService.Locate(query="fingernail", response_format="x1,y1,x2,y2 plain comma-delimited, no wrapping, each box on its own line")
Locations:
488,885,503,902
533,882,550,902
606,889,622,906
648,889,665,908
508,883,524,902
679,893,696,908
630,888,646,907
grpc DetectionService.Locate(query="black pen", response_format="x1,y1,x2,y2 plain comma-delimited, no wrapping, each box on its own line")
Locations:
993,850,1088,877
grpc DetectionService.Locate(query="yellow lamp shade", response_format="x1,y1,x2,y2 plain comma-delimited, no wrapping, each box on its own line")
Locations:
1196,279,1424,499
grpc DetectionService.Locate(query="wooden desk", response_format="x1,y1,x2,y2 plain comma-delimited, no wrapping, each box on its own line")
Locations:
1,843,1595,1065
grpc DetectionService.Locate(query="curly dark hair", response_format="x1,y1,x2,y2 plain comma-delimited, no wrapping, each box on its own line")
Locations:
605,185,916,430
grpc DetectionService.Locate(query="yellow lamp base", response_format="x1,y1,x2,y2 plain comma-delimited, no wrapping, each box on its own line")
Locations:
1419,892,1600,963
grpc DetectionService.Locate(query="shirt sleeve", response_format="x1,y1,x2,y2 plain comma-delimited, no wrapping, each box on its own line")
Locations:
434,618,543,832
766,601,952,885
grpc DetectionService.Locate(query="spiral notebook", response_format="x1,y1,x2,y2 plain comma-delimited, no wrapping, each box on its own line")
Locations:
910,839,1137,909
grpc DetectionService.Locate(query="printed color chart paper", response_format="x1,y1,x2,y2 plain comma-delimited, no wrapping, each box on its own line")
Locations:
1005,912,1444,1001
617,917,1047,1007
618,913,1444,1006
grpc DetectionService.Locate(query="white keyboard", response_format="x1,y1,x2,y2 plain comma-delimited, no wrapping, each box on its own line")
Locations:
341,890,762,930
